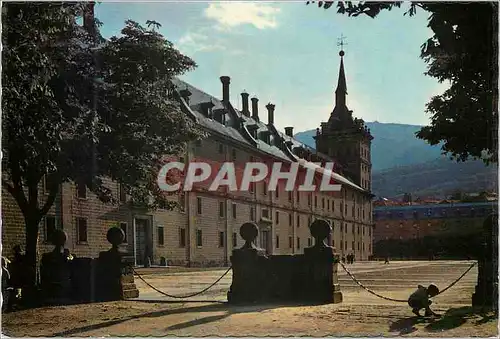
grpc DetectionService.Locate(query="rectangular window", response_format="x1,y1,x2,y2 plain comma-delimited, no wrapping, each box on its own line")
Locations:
352,241,355,250
196,229,202,247
219,231,225,247
332,239,335,247
249,182,255,193
179,193,186,212
289,236,293,248
345,204,347,215
119,184,126,203
250,206,255,221
314,196,317,207
232,203,237,218
262,209,269,219
297,215,300,227
77,217,87,243
77,182,86,199
263,182,267,195
157,226,165,246
345,241,347,250
219,201,225,218
45,216,57,242
276,235,280,249
289,214,292,226
179,228,186,247
197,197,202,215
218,143,224,154
232,149,237,161
120,222,128,243
297,191,300,203
297,237,301,249
322,198,325,209
233,232,237,247
44,173,57,194
307,238,312,247
327,200,330,210
308,194,312,206
288,191,292,201
275,188,279,198
275,211,279,224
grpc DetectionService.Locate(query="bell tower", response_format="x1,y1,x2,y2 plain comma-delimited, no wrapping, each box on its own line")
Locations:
314,39,373,191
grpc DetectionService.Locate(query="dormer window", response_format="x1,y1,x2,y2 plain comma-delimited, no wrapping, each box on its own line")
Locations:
213,110,226,125
200,101,215,118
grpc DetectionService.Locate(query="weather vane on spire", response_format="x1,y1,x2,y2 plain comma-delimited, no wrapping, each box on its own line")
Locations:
337,34,347,57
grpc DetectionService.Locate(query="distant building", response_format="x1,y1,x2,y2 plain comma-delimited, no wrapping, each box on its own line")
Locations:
373,200,497,258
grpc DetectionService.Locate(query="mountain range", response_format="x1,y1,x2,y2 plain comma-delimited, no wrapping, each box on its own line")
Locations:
294,122,497,198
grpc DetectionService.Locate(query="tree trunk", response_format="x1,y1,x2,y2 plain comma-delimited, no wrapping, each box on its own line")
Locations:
24,217,40,293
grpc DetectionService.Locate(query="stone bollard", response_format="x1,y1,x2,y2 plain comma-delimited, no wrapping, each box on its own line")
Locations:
472,213,498,311
40,230,74,305
227,222,268,304
95,227,139,301
303,219,343,303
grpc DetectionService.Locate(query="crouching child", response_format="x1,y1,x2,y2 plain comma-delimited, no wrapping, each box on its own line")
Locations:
408,283,440,317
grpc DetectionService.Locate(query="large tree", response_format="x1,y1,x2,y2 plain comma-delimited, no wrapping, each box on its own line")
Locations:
2,2,203,291
307,1,498,165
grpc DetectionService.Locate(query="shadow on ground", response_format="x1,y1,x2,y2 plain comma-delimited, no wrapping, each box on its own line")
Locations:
389,306,498,335
50,300,326,336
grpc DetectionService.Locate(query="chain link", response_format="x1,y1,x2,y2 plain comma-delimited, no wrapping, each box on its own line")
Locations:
132,266,232,299
339,261,477,303
133,261,476,302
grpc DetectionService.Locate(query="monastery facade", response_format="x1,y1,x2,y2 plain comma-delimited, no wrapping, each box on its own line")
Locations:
2,50,375,266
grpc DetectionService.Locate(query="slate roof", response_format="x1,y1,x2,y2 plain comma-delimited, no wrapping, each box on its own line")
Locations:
171,77,365,193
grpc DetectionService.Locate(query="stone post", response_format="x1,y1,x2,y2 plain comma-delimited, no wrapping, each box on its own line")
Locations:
40,230,74,305
227,222,267,304
95,227,139,301
303,219,343,303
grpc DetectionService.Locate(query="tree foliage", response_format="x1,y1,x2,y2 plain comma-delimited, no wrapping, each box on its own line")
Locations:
307,1,498,165
2,2,203,288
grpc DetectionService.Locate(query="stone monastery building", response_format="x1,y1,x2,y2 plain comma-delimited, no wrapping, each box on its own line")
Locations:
2,49,375,267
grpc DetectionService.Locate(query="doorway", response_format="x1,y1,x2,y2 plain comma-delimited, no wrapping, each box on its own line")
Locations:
135,217,153,266
260,230,271,254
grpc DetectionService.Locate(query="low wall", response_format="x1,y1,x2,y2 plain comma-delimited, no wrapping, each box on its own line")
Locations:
37,228,139,305
228,220,342,304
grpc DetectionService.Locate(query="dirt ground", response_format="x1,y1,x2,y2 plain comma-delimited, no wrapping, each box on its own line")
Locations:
2,260,498,337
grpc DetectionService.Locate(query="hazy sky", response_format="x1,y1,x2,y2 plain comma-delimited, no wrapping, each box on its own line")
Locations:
95,1,449,133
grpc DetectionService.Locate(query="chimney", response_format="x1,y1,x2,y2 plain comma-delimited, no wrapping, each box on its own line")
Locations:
266,103,275,125
83,2,96,37
251,96,259,121
220,76,230,103
285,127,294,137
241,91,249,116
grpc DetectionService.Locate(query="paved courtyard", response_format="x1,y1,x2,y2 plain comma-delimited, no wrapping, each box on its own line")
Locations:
3,260,497,337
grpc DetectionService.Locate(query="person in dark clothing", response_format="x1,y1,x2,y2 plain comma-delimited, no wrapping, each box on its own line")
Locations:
2,256,13,311
408,283,440,317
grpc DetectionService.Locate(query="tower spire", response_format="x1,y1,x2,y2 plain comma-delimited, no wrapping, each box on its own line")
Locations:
335,34,348,108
